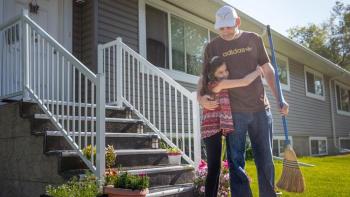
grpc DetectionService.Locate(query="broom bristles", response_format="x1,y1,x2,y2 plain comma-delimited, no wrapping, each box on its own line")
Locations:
277,144,305,193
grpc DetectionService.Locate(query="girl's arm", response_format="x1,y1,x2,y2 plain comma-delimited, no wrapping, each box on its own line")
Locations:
212,67,263,93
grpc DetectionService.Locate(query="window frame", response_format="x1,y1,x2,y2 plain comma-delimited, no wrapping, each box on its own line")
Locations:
272,136,293,157
304,66,326,101
334,81,350,116
339,137,350,153
309,136,328,156
264,50,291,91
143,0,217,83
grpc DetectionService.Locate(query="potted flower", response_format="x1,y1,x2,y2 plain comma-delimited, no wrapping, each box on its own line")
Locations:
166,147,182,165
103,172,150,197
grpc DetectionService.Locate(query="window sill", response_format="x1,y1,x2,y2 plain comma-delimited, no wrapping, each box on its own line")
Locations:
159,68,200,84
262,78,290,91
306,92,325,101
336,110,350,117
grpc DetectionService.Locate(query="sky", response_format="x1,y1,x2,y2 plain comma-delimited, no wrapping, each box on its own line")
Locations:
223,0,350,36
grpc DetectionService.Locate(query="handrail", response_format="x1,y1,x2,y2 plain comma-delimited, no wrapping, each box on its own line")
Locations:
23,16,97,82
0,10,106,183
99,37,201,166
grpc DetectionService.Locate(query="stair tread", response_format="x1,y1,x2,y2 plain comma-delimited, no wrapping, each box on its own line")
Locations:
146,183,194,197
45,130,158,138
50,148,168,156
119,164,194,174
24,100,126,111
34,113,141,123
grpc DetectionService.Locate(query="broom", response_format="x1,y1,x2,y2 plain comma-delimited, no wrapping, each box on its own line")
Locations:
266,25,305,193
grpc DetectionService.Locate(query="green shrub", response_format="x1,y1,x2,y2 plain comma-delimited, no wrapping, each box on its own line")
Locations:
114,172,150,191
46,173,99,197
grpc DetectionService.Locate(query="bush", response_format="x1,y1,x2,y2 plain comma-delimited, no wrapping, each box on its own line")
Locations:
113,172,150,191
46,173,99,197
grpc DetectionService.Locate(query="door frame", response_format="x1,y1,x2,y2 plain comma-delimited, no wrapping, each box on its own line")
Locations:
0,0,4,24
61,0,72,52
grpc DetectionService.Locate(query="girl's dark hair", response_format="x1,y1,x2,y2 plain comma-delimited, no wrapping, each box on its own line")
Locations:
200,56,225,96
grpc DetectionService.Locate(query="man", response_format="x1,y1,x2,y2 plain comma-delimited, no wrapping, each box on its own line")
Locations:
197,5,289,197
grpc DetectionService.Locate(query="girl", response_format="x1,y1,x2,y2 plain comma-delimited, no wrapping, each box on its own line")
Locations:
200,56,263,197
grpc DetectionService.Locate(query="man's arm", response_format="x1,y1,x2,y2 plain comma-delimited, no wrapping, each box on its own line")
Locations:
261,62,289,116
197,76,218,110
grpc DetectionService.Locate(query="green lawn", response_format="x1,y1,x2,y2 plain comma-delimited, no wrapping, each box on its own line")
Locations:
245,154,350,197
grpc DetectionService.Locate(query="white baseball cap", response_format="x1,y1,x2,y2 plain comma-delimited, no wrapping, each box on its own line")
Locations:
214,5,238,30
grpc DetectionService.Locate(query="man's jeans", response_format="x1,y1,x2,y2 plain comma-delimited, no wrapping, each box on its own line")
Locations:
226,109,276,197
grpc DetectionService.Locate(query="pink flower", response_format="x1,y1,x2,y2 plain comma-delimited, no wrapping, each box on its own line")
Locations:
223,160,229,169
200,186,205,193
198,159,207,170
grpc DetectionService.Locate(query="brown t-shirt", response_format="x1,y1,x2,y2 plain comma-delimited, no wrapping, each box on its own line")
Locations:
204,31,270,112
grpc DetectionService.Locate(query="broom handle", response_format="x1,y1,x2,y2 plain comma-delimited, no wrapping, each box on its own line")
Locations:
266,25,290,145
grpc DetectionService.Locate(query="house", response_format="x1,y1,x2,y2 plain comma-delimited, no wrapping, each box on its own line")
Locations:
0,0,350,196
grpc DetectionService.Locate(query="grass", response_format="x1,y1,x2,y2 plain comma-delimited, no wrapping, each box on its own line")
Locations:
244,154,350,197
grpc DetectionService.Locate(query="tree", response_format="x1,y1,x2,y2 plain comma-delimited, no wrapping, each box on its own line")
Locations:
287,1,350,71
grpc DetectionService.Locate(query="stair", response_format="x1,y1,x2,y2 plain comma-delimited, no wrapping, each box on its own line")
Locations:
20,101,195,196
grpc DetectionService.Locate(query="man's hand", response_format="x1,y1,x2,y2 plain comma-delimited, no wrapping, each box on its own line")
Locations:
199,95,218,110
279,100,289,116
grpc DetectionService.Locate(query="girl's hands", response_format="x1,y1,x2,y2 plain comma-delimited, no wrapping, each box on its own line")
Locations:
256,66,264,76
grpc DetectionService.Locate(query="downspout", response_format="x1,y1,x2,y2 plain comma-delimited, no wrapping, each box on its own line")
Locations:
329,71,347,152
329,78,338,151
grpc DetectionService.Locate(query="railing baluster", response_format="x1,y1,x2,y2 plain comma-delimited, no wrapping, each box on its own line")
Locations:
132,57,135,106
67,61,70,135
91,82,95,165
84,77,88,148
152,71,155,124
181,93,185,152
142,61,145,116
158,75,161,131
78,72,82,149
163,80,167,137
147,68,150,120
187,98,192,159
113,45,116,103
169,84,172,142
108,47,111,103
175,89,178,146
73,67,76,143
61,56,65,130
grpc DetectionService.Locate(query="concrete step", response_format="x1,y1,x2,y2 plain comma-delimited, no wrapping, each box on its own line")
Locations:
20,101,130,119
49,148,175,171
32,114,144,133
44,131,160,151
62,164,194,188
147,183,194,197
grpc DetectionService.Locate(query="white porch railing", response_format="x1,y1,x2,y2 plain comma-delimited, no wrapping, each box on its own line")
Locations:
0,10,106,182
99,38,201,166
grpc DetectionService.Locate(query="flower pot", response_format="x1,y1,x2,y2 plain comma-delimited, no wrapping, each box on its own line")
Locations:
167,153,182,165
103,186,149,197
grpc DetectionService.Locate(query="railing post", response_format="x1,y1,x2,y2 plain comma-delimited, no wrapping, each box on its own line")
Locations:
96,45,106,186
116,37,123,107
192,91,201,167
21,9,30,100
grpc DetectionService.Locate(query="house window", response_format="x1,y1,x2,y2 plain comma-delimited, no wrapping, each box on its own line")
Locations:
309,137,328,156
339,138,350,152
304,67,325,100
146,5,169,68
267,53,290,90
145,5,215,77
170,15,209,75
273,136,293,157
335,82,350,115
